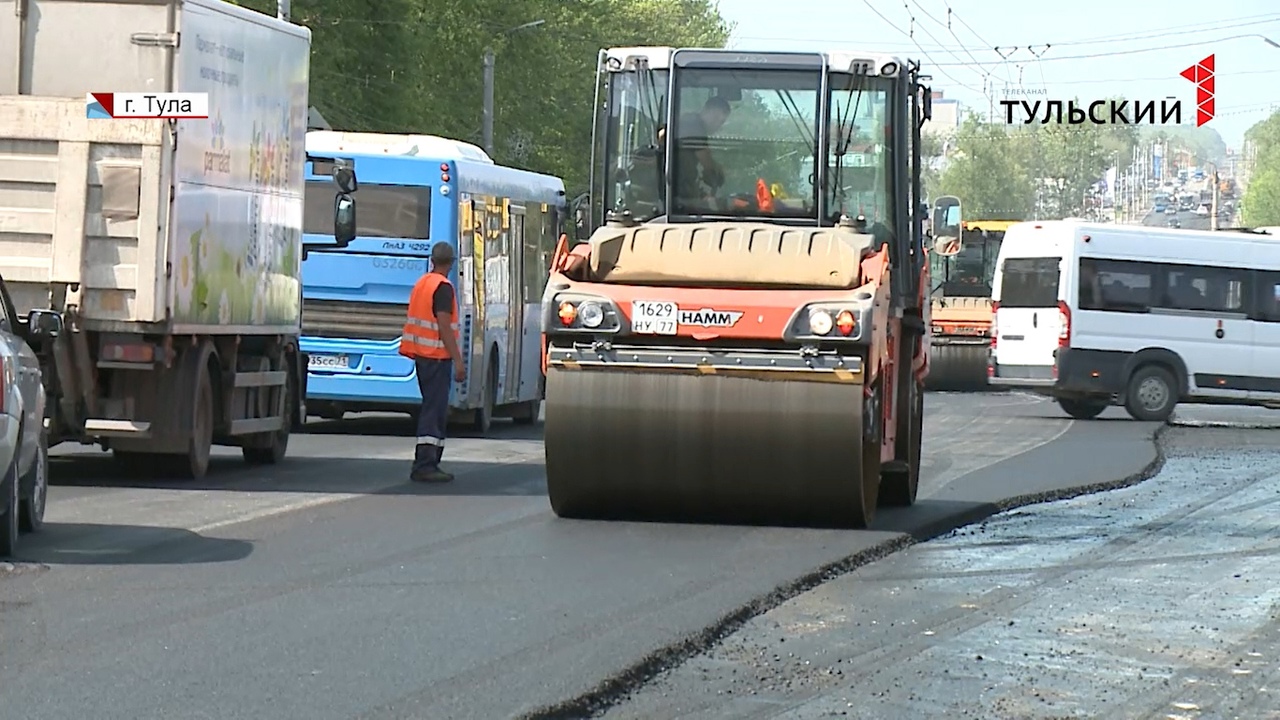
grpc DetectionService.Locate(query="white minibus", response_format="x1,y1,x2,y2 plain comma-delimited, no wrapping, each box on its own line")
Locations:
989,220,1280,421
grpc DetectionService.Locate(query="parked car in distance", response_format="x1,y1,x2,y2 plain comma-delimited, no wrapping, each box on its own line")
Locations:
0,273,56,558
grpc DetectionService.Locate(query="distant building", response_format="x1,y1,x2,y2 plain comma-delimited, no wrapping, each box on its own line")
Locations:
923,90,960,136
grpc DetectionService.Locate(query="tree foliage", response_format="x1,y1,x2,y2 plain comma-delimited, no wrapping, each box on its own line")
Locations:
935,116,1037,219
1242,110,1280,227
231,0,732,191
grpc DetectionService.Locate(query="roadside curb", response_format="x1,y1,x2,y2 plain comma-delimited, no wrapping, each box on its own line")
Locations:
522,421,1171,720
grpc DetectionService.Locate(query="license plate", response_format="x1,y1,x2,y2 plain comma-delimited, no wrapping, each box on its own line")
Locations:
631,300,678,335
308,353,350,370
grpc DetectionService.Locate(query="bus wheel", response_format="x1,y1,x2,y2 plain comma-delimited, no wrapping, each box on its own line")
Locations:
469,358,498,435
511,399,541,426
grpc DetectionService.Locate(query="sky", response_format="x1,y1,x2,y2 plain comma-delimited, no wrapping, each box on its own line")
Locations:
717,0,1280,148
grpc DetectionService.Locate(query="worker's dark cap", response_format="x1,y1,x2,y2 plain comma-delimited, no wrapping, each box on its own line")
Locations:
430,242,455,263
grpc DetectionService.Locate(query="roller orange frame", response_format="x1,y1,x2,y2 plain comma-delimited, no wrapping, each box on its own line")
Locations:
543,235,926,465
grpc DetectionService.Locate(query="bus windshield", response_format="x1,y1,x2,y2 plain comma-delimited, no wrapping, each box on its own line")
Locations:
669,67,820,218
303,180,432,243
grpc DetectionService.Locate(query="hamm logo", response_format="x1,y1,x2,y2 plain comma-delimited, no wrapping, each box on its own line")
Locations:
679,308,743,327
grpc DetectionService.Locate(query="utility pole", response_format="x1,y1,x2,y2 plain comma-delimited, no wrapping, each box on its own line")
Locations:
276,0,289,20
1210,167,1220,231
481,19,546,158
482,48,495,156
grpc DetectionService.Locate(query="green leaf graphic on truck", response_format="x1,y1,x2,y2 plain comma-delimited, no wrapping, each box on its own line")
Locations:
175,206,301,327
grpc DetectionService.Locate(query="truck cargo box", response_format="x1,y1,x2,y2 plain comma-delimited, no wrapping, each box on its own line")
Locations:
0,0,311,334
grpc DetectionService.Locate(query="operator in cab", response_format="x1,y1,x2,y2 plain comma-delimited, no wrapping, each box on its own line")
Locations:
672,96,731,205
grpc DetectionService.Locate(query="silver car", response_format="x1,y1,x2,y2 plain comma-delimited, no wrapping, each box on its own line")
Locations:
0,275,52,558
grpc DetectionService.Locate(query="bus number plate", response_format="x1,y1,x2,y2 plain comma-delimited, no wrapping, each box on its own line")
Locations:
308,353,350,370
631,301,677,335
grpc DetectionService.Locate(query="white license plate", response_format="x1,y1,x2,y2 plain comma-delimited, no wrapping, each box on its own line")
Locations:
308,353,350,370
631,300,678,335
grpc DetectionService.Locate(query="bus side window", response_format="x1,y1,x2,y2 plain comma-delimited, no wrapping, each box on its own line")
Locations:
1254,271,1280,322
521,211,543,299
540,209,557,275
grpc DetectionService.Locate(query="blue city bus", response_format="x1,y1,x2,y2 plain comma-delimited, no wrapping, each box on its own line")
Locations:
300,132,566,432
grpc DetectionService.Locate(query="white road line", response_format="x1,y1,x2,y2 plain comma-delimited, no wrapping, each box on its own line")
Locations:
189,492,370,533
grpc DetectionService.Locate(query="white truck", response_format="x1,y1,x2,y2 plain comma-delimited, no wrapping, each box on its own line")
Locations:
1,0,358,477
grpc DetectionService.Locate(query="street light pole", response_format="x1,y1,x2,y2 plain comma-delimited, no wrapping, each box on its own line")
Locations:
483,47,495,156
1210,165,1220,231
481,20,546,158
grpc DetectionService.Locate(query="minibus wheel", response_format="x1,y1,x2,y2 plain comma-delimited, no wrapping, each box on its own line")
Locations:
1056,396,1108,420
1124,365,1177,422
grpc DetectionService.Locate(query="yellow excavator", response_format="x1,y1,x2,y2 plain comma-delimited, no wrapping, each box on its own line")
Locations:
925,196,1011,390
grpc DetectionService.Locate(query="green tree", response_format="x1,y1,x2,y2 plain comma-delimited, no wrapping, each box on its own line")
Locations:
230,0,732,191
919,132,944,200
1032,121,1110,217
937,116,1037,219
1242,110,1280,226
1093,96,1141,171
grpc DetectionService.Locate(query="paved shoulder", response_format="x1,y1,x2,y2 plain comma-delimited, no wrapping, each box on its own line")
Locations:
599,425,1268,719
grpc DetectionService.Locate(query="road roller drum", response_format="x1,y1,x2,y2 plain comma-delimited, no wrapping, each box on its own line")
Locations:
544,348,883,528
925,343,989,391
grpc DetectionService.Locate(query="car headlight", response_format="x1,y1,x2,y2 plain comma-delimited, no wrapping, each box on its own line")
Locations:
579,301,604,328
809,310,833,335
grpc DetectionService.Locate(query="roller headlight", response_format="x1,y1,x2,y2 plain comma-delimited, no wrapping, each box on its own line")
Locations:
579,301,605,328
809,310,834,335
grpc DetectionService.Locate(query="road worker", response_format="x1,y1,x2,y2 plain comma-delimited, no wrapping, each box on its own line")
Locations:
399,242,467,483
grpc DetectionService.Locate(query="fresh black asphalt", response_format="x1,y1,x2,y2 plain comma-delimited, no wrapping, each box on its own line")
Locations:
0,393,1160,719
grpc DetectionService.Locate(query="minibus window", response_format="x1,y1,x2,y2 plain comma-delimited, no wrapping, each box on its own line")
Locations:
999,257,1060,308
1080,258,1153,312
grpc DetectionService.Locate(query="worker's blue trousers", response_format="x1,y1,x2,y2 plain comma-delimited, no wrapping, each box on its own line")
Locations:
413,358,452,473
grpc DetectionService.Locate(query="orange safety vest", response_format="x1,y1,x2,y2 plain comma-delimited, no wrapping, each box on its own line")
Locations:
399,272,459,360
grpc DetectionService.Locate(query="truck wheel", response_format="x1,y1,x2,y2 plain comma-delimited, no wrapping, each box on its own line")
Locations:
164,361,214,479
19,437,48,533
0,457,18,558
1057,396,1108,420
243,364,293,465
1124,365,1177,422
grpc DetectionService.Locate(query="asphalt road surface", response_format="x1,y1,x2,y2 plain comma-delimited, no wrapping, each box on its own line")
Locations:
601,409,1280,719
1144,208,1213,230
0,392,1161,720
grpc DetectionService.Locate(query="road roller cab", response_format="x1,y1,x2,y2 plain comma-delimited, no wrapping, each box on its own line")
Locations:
541,47,933,529
926,213,1013,391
